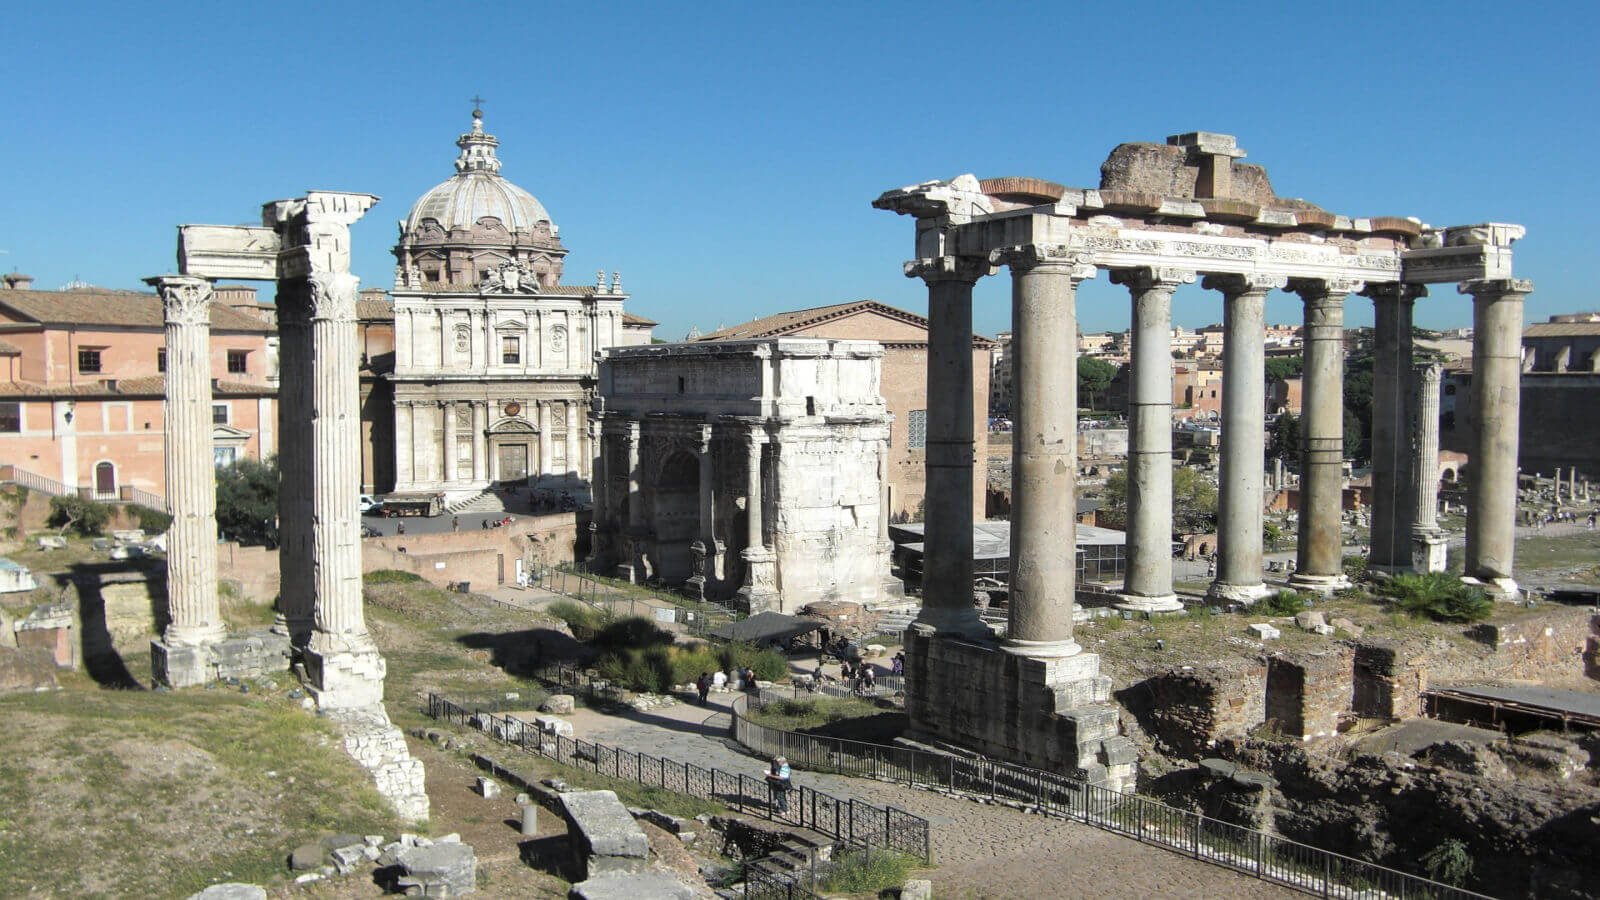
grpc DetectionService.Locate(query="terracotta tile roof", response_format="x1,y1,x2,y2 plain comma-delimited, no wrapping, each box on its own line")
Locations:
357,296,394,320
1525,321,1600,338
622,312,657,326
0,376,275,399
0,289,273,333
694,299,996,348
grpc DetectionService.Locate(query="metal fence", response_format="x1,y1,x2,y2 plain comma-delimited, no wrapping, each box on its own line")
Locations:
534,563,742,638
0,464,76,500
425,693,931,865
732,693,1494,900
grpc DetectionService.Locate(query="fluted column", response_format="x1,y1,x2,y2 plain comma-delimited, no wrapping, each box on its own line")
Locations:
736,428,778,611
904,255,988,636
442,401,458,483
1205,274,1284,604
147,276,225,685
276,298,315,646
1462,279,1533,595
1412,363,1448,572
624,422,642,530
991,244,1094,655
538,401,553,480
1289,277,1361,593
1366,283,1425,572
471,401,487,482
1113,266,1193,613
743,432,765,551
564,403,579,478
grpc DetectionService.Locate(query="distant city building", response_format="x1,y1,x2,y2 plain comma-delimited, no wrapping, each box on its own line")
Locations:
0,279,276,500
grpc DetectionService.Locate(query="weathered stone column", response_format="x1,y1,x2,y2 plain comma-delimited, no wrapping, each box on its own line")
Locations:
1462,279,1534,595
564,404,579,478
276,298,315,646
1366,283,1424,572
442,401,458,483
1412,363,1448,572
736,429,777,612
688,423,715,596
616,421,648,582
1205,274,1284,604
904,255,988,636
538,402,553,479
586,418,609,566
394,402,414,487
1289,277,1361,593
147,275,224,687
990,245,1092,654
471,401,487,482
1112,266,1193,613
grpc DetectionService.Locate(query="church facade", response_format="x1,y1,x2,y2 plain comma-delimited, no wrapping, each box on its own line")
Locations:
385,111,650,502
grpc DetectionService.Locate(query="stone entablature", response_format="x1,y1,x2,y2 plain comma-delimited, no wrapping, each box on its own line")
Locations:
590,339,897,613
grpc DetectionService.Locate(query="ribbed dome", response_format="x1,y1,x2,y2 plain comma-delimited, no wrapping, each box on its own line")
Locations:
401,112,554,235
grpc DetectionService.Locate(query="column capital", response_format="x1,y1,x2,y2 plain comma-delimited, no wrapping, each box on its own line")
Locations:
1458,278,1534,298
1361,281,1427,303
1109,266,1195,292
1287,276,1365,300
1200,273,1287,297
308,272,361,322
743,428,768,447
144,274,215,327
903,255,987,285
988,244,1096,279
1415,361,1443,385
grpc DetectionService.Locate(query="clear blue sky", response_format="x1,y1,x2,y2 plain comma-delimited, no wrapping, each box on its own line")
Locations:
3,1,1594,341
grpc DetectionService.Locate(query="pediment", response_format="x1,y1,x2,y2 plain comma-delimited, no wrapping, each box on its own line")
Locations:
490,418,537,434
494,318,528,331
213,423,251,440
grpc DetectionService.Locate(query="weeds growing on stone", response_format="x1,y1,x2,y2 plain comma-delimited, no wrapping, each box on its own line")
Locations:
817,848,916,893
1378,573,1494,623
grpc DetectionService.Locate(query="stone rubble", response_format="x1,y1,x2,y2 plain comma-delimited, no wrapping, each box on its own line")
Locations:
395,842,477,896
324,705,430,822
1247,623,1282,641
187,884,267,900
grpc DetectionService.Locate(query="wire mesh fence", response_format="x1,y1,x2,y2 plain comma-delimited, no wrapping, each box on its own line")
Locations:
426,692,931,865
534,562,743,638
731,692,1494,899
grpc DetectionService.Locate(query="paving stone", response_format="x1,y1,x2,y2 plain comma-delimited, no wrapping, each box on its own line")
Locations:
187,885,267,900
569,872,693,900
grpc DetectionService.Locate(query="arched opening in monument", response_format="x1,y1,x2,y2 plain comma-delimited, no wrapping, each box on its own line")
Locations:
650,450,699,583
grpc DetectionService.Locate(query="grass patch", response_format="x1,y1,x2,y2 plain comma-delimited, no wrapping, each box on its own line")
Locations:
748,696,886,732
365,568,424,584
1258,590,1311,616
546,599,613,638
817,849,916,894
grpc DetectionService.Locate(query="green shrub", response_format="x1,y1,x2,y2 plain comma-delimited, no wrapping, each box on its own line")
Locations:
817,849,915,894
128,504,173,534
364,569,423,584
1342,554,1368,579
1258,590,1309,616
597,645,675,694
714,641,788,682
545,599,612,638
1378,572,1493,623
46,496,111,536
1420,838,1473,886
591,616,675,653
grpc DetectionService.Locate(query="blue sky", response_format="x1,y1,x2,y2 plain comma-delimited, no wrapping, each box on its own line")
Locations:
3,1,1594,341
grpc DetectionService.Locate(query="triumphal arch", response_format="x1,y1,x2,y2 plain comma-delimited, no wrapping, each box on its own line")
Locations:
876,132,1529,786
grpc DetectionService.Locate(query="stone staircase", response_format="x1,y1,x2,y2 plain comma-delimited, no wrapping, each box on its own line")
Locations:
725,833,831,899
875,611,918,636
445,491,508,515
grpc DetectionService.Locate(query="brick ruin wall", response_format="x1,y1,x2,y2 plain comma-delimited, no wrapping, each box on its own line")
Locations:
363,511,583,591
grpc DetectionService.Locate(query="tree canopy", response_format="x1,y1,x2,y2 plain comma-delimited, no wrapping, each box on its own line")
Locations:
1099,466,1217,533
1265,355,1303,382
1077,356,1118,410
216,456,279,546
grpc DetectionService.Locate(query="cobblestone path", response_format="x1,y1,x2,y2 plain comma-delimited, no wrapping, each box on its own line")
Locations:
555,694,1295,898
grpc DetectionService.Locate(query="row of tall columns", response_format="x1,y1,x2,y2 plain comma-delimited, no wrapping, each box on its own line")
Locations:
147,276,225,686
1206,274,1282,603
1114,267,1193,613
1289,278,1362,592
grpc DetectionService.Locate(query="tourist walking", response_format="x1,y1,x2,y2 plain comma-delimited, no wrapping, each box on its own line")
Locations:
765,756,792,814
695,672,711,706
891,651,905,677
452,515,460,532
396,520,406,536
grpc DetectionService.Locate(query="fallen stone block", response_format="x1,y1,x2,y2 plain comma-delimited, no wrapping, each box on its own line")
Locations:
1330,617,1364,637
476,776,501,798
541,693,576,715
901,879,934,900
396,842,477,897
569,872,692,900
187,885,267,900
289,843,324,871
0,645,58,693
1293,610,1327,631
559,790,650,879
330,845,367,875
535,714,575,736
1248,623,1282,640
1312,624,1337,636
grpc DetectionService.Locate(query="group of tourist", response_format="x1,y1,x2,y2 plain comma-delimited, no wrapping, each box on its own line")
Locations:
694,666,757,705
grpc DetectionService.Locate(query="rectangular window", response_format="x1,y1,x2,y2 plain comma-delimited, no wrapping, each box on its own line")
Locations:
212,403,229,425
78,348,102,374
213,446,237,468
0,402,19,433
226,350,248,374
157,348,166,373
501,335,521,365
907,409,927,450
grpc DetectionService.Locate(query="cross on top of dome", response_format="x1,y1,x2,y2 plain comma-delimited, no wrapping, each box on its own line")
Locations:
455,100,501,175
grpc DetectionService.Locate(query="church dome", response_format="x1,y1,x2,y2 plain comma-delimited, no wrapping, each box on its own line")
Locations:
401,111,555,236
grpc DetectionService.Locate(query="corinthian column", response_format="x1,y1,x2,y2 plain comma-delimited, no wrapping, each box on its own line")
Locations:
146,275,224,687
990,244,1094,655
1412,363,1448,572
442,401,458,484
1204,274,1285,604
1462,279,1534,596
1366,283,1425,572
1112,267,1194,614
1289,277,1361,593
904,255,988,637
736,429,778,612
276,297,314,646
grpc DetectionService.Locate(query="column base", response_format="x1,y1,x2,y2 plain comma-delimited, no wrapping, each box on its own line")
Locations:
1463,575,1520,599
735,546,779,614
1205,581,1272,605
1286,573,1349,595
684,575,707,601
152,639,215,689
304,642,387,710
152,629,292,688
1411,531,1449,574
1002,637,1083,658
1114,593,1184,614
908,610,992,641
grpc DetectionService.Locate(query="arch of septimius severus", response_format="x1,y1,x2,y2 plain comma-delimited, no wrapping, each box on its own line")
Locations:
876,132,1529,787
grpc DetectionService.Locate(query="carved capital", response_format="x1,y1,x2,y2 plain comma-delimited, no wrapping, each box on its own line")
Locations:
988,244,1096,280
902,255,987,285
1287,276,1365,300
307,272,361,321
1415,362,1443,385
145,275,214,327
1108,266,1195,293
1361,282,1428,304
1200,273,1287,297
1458,278,1534,299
